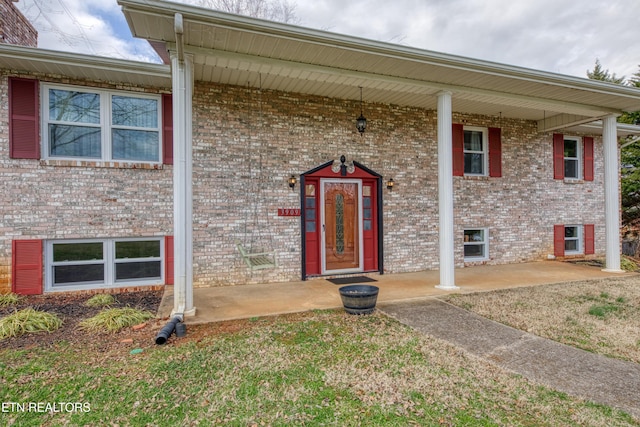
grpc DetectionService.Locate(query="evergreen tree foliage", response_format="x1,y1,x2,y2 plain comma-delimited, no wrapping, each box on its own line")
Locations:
621,142,640,226
587,60,640,228
586,59,626,84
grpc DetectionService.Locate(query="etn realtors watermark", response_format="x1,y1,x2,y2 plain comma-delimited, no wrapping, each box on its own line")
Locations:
2,402,90,413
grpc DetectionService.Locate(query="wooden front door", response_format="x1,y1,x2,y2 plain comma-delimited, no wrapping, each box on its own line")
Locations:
322,180,361,273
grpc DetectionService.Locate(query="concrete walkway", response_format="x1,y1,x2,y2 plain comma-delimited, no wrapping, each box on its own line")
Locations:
158,261,626,323
379,298,640,420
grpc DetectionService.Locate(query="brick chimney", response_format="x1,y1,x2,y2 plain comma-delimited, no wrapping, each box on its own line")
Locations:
0,0,38,47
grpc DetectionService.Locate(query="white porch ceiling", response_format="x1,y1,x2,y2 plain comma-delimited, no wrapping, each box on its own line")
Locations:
119,0,640,132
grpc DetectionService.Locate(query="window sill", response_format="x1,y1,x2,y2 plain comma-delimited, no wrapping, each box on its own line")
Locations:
464,260,490,267
563,178,584,184
464,257,489,263
462,175,489,181
40,159,165,170
45,281,164,294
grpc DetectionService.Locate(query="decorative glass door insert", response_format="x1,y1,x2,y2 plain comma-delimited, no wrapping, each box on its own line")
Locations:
322,181,362,273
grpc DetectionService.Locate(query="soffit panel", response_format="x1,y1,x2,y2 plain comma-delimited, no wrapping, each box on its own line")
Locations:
121,0,640,121
191,53,616,121
185,36,640,120
186,26,637,110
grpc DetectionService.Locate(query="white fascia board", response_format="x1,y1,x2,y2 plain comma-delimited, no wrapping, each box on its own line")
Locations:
119,0,640,102
0,44,171,82
559,120,640,139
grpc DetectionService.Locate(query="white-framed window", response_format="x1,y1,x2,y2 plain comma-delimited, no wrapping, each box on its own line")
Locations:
464,228,489,261
563,136,582,179
564,225,582,255
463,126,488,176
46,238,163,291
42,84,162,163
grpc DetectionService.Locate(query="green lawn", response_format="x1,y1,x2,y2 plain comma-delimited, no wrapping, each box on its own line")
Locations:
1,309,637,426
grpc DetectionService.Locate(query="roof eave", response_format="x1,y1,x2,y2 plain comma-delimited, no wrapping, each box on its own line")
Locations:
565,121,640,138
0,44,171,87
118,0,640,101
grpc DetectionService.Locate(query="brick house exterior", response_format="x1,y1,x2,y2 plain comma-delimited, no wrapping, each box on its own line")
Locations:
0,0,37,47
0,75,610,292
188,82,607,285
2,0,640,314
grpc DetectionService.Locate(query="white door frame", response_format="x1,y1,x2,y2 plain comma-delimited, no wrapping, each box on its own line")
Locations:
320,178,364,275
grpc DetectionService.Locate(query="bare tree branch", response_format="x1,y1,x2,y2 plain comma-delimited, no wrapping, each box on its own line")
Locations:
197,0,300,24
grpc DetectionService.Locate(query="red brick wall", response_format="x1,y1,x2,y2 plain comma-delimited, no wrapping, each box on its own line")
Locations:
0,0,37,47
0,72,173,293
0,72,606,292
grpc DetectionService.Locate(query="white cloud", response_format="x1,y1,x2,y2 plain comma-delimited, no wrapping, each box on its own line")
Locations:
16,0,159,63
16,0,640,79
293,0,640,78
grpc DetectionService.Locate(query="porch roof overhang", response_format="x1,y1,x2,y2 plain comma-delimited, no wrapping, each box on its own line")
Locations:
118,0,640,136
0,43,171,88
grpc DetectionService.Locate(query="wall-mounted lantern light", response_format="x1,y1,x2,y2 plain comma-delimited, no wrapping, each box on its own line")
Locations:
288,175,297,190
386,178,395,191
356,86,366,135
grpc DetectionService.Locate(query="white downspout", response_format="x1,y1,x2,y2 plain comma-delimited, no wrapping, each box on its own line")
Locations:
171,13,196,316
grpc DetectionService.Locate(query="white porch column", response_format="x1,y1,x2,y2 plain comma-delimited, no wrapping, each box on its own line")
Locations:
171,51,196,316
436,91,458,289
602,114,623,272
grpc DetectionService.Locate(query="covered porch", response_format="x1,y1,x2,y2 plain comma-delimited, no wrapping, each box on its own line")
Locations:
158,261,633,324
119,0,640,318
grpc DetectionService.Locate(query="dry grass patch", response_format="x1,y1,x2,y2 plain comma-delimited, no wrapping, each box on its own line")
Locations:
1,309,636,426
445,275,640,363
84,293,116,307
78,307,154,333
0,293,23,307
0,308,62,340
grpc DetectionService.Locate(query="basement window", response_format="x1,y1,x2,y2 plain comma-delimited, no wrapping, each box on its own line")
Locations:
46,238,163,291
564,225,582,255
464,228,489,261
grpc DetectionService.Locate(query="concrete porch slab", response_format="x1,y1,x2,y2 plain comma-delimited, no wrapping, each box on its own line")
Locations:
158,261,631,324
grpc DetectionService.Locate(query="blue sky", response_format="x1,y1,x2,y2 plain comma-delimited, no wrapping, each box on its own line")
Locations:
16,0,640,81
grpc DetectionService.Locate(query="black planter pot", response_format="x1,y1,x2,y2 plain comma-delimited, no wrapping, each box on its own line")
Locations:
338,285,379,315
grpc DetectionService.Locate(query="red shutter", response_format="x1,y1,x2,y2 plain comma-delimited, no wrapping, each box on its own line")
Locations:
488,127,502,177
12,240,43,295
165,236,174,285
9,78,39,159
162,94,173,165
362,180,378,272
584,224,595,255
553,225,565,257
452,123,464,176
304,179,320,276
553,134,564,180
583,137,594,181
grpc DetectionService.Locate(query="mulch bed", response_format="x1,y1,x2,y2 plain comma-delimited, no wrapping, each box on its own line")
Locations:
0,291,321,351
0,290,164,351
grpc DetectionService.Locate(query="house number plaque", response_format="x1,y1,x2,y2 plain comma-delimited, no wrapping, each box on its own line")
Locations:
278,208,301,217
